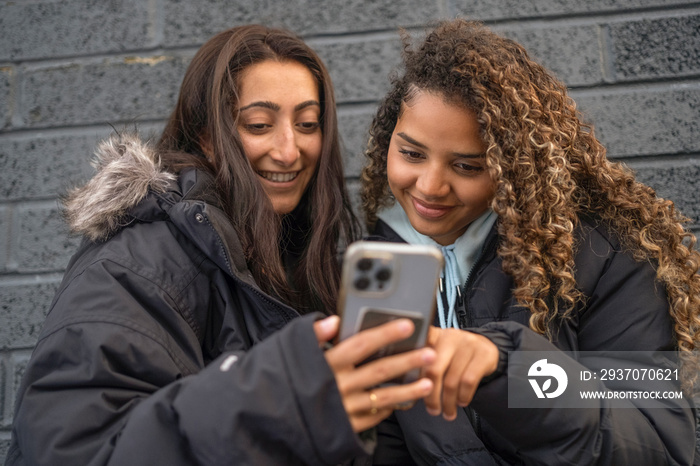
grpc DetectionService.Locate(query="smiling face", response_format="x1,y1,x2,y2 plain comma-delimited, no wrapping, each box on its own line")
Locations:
387,89,496,245
236,60,322,214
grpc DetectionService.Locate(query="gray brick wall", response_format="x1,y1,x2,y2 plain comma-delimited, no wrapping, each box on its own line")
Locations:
1,0,699,459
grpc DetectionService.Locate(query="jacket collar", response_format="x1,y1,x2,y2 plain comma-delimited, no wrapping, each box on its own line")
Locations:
63,133,177,241
62,133,254,284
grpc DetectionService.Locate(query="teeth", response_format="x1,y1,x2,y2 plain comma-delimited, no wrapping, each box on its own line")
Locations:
259,171,299,182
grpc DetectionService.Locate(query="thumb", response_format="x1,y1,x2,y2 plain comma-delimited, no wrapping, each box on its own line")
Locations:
313,315,340,345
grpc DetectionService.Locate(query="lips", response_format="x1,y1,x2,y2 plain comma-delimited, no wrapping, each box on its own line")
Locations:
411,195,454,219
258,170,300,183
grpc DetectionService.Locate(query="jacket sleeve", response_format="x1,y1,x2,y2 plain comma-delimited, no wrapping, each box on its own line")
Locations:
471,322,696,466
8,263,367,465
466,222,697,466
111,314,367,466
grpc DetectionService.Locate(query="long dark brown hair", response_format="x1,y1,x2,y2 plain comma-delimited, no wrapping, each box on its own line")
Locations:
362,20,700,385
158,25,359,314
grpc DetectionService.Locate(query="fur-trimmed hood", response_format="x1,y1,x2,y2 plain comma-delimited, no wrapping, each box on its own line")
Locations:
63,133,177,242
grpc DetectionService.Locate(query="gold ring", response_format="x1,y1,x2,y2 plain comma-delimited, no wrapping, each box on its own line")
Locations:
369,391,378,415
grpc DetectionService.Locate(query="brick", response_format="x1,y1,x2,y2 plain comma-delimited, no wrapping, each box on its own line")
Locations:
163,0,440,46
610,15,700,80
5,351,32,428
497,24,603,87
338,107,375,178
0,207,8,273
0,0,154,61
0,357,5,426
449,0,691,20
629,160,700,225
312,37,402,104
20,55,191,129
0,133,106,201
574,86,700,158
0,68,12,130
15,204,79,273
345,178,365,231
0,434,9,465
0,281,59,349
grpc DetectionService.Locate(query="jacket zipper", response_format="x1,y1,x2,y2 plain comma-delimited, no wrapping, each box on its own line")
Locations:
459,232,499,439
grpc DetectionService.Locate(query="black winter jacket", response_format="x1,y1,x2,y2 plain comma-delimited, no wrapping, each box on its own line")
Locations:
6,135,368,466
370,218,697,466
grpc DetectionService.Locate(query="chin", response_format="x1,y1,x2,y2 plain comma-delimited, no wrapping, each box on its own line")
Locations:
272,201,298,215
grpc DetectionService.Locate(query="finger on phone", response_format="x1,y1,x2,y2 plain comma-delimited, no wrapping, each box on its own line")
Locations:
327,318,415,367
342,346,436,392
313,315,340,345
441,356,470,420
345,377,434,415
423,343,456,416
376,378,433,411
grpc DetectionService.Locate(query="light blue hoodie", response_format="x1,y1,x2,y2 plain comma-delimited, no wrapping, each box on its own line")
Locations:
377,203,497,328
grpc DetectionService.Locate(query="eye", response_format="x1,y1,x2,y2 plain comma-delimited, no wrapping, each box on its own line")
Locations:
243,123,271,134
454,162,485,174
297,121,320,132
398,149,424,161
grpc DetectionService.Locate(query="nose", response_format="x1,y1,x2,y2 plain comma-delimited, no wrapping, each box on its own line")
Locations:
270,124,300,167
415,162,449,199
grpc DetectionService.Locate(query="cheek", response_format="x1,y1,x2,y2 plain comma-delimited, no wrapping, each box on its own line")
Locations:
304,134,323,164
238,134,264,165
457,177,496,206
386,151,410,191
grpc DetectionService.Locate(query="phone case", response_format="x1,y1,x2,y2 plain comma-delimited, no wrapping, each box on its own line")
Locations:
337,241,444,383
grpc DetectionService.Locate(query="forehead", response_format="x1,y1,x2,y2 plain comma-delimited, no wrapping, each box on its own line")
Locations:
396,90,484,152
237,60,319,104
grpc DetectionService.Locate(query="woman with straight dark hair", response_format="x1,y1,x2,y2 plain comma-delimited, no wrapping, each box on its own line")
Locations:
6,25,436,466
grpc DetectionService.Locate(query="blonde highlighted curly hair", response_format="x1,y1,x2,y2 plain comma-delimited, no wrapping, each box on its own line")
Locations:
361,19,700,386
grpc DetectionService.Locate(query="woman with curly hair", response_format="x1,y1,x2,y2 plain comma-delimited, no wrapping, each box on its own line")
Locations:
362,19,699,465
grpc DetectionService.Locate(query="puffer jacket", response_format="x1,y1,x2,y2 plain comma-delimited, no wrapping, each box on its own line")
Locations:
5,134,369,466
370,218,697,466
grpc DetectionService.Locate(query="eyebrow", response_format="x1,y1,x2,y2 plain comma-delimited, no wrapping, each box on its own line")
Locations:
294,100,321,111
396,132,484,158
239,100,321,112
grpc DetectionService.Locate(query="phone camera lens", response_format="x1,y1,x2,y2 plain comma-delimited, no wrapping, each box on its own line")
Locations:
357,258,373,271
354,276,370,290
375,268,392,282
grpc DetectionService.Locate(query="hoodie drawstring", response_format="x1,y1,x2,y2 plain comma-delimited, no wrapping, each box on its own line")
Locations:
437,244,461,329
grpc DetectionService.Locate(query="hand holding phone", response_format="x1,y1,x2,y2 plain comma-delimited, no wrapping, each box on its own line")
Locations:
315,315,436,432
337,241,443,384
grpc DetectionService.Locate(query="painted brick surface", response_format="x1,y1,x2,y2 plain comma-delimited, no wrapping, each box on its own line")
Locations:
0,68,12,130
14,204,78,273
610,14,700,80
312,36,403,103
1,1,700,462
498,24,604,87
338,107,375,177
0,133,101,201
631,160,700,224
0,436,9,464
20,55,190,129
163,0,441,46
449,0,694,20
575,86,700,158
0,281,59,350
0,358,5,426
5,352,32,428
0,0,154,61
0,207,8,273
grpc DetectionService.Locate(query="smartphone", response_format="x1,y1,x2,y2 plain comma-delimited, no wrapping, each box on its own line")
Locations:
336,241,444,384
